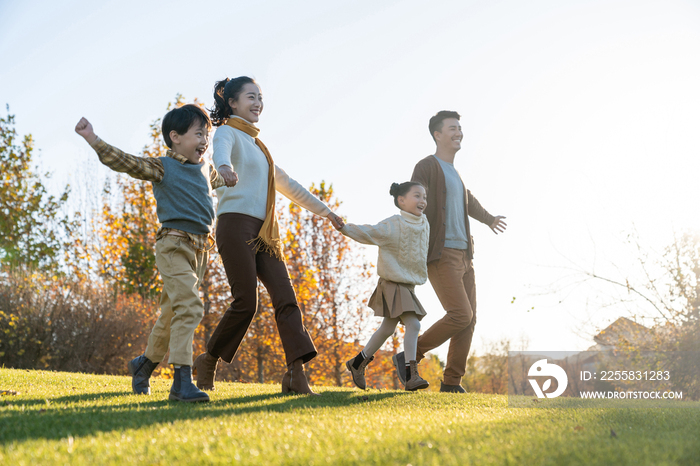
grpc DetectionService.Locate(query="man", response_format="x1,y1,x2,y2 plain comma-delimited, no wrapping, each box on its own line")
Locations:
392,110,507,393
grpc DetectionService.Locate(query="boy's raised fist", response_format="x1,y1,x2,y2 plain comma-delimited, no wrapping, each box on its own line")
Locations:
75,117,97,144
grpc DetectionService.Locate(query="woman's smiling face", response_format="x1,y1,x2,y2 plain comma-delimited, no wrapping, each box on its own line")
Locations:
229,82,263,123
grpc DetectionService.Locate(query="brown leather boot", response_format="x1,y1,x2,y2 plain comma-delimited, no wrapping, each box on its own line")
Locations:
281,358,319,396
405,360,429,391
345,354,374,390
281,370,292,393
193,352,219,391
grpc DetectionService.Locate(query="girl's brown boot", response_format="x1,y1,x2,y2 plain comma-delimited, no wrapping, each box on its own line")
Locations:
345,353,374,390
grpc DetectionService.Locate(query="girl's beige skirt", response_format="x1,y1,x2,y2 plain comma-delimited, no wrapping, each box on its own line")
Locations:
368,278,427,321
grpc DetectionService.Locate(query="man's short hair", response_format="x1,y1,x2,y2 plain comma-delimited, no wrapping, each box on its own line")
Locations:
429,110,461,142
162,104,212,148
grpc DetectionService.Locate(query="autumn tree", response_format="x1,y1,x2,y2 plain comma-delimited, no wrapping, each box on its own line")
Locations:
86,106,167,298
219,283,288,384
562,231,700,398
69,95,217,299
59,95,410,387
194,249,231,366
281,183,380,387
461,339,510,394
2,98,235,375
63,96,233,371
567,231,700,344
0,106,72,271
213,199,313,385
418,354,447,392
0,264,154,374
212,186,405,388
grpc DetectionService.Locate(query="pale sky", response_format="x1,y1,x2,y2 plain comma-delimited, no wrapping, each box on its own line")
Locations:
2,0,700,359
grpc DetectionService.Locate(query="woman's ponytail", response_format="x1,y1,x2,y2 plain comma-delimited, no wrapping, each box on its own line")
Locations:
210,78,232,127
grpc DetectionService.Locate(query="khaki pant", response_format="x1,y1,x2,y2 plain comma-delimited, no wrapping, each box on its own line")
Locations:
416,248,476,385
144,235,208,366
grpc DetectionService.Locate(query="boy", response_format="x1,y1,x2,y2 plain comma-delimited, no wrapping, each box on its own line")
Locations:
75,104,236,402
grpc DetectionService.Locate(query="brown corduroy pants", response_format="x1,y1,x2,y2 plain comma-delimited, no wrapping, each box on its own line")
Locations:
416,248,477,385
206,213,317,366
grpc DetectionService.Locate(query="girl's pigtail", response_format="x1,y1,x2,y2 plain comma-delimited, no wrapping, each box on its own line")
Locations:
389,183,401,197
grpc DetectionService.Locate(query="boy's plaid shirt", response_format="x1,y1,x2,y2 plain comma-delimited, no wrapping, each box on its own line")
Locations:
91,137,224,251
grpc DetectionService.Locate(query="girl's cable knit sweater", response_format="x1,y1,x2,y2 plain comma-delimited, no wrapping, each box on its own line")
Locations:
341,210,429,285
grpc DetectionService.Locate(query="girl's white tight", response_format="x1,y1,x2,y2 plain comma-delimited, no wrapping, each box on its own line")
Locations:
362,313,421,361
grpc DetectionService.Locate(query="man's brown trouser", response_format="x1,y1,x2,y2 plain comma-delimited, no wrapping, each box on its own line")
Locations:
206,213,317,366
416,247,476,385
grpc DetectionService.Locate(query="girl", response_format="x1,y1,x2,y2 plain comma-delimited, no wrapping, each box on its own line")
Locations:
193,76,344,395
342,181,430,391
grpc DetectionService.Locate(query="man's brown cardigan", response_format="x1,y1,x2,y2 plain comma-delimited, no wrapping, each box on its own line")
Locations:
411,155,495,264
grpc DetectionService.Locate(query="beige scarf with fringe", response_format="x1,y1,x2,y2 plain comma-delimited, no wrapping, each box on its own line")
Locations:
225,117,285,261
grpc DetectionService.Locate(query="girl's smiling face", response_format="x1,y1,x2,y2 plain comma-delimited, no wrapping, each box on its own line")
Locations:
398,185,427,216
228,83,263,123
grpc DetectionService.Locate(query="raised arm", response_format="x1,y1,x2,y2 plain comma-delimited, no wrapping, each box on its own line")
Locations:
74,117,164,182
274,165,347,230
274,165,330,215
467,190,506,234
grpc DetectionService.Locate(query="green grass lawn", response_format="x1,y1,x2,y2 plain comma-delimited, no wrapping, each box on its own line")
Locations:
1,368,699,465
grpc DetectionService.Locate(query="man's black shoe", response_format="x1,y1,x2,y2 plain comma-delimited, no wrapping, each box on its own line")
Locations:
392,351,406,386
440,381,467,393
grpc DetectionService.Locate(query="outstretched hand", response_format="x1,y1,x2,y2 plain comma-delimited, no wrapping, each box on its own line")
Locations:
490,215,507,234
327,212,345,230
218,165,239,187
75,117,98,144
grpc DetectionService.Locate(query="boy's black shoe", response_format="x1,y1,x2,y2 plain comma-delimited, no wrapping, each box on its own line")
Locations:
128,354,159,395
392,351,406,386
169,366,210,402
439,381,466,393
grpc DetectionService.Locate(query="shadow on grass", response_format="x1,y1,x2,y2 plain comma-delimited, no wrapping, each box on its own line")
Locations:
0,388,410,443
3,391,131,407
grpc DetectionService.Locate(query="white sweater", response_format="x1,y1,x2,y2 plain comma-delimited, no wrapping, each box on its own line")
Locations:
341,210,429,285
212,118,331,219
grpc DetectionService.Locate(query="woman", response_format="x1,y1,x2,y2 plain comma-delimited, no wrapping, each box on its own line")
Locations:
193,76,344,395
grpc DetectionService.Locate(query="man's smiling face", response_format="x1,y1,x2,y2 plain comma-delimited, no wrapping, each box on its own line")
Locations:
434,118,463,152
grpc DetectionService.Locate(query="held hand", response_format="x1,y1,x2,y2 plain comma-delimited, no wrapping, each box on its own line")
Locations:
75,117,97,144
490,215,507,234
327,212,345,230
219,165,239,187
